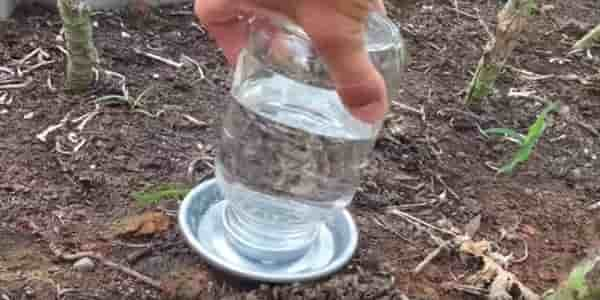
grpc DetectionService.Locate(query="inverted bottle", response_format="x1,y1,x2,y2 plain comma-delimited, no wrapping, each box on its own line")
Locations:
216,11,407,264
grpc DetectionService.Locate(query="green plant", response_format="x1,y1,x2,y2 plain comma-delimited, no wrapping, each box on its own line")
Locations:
544,256,600,300
465,0,535,104
132,183,191,205
480,102,558,174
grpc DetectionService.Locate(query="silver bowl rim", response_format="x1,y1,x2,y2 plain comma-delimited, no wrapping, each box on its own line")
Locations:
177,178,359,283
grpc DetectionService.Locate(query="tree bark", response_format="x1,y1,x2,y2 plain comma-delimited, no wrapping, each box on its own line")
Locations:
58,0,99,92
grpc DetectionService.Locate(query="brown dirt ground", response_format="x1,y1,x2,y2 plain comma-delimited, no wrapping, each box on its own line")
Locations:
1,0,600,299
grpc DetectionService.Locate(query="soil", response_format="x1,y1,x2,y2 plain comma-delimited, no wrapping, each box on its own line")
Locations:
1,0,600,299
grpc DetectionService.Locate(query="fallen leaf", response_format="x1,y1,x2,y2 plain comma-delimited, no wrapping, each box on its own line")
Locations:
460,239,541,300
112,211,171,237
461,240,491,257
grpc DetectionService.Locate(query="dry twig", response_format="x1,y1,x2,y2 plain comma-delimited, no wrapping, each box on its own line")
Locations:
575,120,600,137
443,5,479,20
37,112,72,142
391,100,425,118
182,114,208,127
22,60,55,75
372,216,417,246
388,209,457,237
134,48,183,68
0,77,33,89
73,110,100,131
55,135,87,155
16,48,42,66
180,54,206,79
413,241,450,274
49,243,161,289
587,201,600,211
388,210,540,299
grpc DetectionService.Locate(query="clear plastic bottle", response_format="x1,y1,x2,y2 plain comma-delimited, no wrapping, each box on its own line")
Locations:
216,11,407,263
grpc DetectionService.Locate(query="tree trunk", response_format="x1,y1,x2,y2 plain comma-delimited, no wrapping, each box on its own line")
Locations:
465,0,534,105
58,0,99,92
573,24,600,51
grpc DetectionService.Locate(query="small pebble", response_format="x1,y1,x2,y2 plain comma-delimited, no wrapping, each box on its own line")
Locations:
558,105,570,117
570,168,583,180
541,4,555,12
152,73,160,79
23,112,34,119
0,109,8,115
48,266,60,273
73,257,95,272
121,31,131,38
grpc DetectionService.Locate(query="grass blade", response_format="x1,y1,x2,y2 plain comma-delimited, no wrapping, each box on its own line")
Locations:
132,183,191,205
544,256,600,300
498,102,558,174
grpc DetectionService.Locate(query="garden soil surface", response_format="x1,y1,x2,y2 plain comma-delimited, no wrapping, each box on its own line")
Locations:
1,0,600,299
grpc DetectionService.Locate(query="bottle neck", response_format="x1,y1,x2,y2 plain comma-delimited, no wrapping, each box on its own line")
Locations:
244,11,406,90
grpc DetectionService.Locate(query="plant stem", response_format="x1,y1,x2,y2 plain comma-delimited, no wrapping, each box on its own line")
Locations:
573,24,600,51
465,0,534,105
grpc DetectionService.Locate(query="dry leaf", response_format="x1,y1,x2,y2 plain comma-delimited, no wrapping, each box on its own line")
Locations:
112,211,171,237
460,239,540,300
460,240,491,257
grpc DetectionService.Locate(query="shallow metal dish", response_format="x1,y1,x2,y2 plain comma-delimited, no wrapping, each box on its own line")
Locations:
178,178,358,283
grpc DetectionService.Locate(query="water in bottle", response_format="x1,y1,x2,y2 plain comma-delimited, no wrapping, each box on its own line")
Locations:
215,12,406,263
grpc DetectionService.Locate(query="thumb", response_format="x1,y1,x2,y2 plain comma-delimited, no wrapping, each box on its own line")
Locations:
298,1,388,124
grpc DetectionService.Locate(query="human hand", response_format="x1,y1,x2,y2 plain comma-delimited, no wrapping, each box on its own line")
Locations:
194,0,388,124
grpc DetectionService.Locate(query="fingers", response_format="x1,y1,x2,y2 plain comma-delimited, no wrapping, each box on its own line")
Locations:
298,1,388,123
370,0,386,13
194,0,249,64
195,0,389,123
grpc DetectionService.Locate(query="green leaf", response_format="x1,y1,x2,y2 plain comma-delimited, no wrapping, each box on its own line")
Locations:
498,102,558,174
545,259,597,300
566,262,594,297
132,183,191,205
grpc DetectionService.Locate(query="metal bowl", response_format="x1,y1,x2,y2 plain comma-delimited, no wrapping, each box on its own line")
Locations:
178,178,359,283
